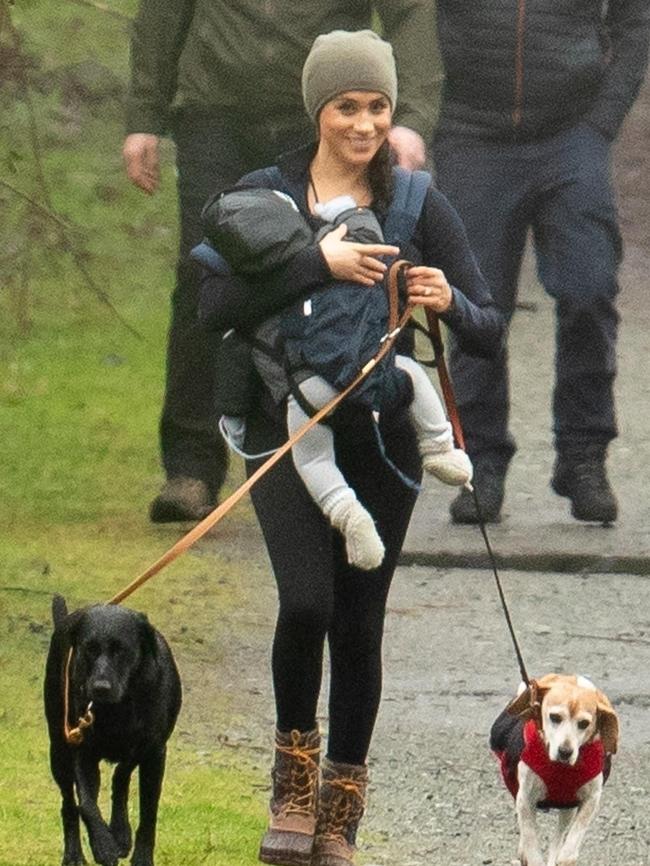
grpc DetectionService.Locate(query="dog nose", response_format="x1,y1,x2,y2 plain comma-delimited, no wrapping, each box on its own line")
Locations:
557,746,573,763
90,679,113,701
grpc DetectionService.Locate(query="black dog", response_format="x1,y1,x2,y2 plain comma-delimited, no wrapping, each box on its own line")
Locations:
44,595,182,866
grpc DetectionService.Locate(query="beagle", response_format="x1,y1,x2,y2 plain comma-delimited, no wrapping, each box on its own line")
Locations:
490,674,619,866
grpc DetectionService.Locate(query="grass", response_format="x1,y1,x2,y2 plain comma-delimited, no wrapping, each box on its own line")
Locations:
1,3,268,863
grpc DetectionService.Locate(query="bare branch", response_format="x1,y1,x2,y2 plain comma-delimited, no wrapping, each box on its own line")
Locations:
2,2,143,340
0,179,144,341
0,179,75,231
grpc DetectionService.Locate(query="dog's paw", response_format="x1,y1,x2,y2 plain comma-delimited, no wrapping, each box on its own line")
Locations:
109,817,132,857
130,846,154,866
88,828,120,866
62,850,87,866
518,852,545,866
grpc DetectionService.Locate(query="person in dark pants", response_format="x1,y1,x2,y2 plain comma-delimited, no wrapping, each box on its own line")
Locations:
122,0,442,522
433,0,650,525
199,30,504,866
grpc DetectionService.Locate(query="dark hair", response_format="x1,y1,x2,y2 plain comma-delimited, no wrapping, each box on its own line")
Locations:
368,140,394,211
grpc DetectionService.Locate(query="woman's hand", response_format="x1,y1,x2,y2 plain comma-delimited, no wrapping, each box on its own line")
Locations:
406,266,453,312
388,126,427,170
319,225,400,286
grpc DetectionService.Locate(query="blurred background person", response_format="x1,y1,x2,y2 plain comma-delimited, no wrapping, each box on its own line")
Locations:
122,1,441,523
433,0,650,525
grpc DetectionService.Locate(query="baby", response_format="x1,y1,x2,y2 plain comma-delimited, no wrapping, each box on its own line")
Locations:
201,187,473,570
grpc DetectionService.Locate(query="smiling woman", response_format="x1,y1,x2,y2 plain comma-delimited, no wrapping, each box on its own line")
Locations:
194,26,504,866
310,92,393,198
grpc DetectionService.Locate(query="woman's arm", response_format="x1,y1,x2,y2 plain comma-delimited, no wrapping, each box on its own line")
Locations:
199,167,399,331
198,247,329,333
200,169,333,330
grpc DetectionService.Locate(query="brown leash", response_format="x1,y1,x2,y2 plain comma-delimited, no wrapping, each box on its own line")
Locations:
64,261,413,744
63,647,95,745
424,307,465,451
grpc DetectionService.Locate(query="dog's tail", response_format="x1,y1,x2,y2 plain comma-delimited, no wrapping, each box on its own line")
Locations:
52,594,68,628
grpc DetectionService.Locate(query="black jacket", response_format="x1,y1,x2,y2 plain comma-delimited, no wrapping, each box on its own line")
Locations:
435,0,650,142
199,145,506,415
201,146,505,353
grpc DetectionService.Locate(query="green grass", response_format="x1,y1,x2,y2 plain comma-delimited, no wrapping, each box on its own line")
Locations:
1,3,268,863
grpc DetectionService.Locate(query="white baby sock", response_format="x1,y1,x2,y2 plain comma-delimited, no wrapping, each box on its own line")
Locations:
420,442,473,486
326,495,385,571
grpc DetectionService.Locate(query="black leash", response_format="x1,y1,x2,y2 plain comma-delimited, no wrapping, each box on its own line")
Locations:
423,309,531,686
468,485,530,686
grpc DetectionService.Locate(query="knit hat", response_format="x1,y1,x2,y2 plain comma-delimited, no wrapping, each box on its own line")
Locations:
302,29,397,123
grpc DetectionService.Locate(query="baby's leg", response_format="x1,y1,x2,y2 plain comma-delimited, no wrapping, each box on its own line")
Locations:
395,355,472,485
287,376,384,570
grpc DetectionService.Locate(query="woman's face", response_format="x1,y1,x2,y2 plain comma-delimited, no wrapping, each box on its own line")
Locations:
317,90,392,167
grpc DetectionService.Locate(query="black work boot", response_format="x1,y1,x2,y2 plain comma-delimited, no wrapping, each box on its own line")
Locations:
449,457,507,524
551,446,618,524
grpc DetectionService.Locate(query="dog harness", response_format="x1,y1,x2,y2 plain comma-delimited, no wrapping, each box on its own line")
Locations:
496,719,605,809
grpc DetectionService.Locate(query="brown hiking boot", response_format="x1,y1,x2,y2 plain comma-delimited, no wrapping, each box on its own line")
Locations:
311,759,368,866
258,728,320,866
149,476,214,523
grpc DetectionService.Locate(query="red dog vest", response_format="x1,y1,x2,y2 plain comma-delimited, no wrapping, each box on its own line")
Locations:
496,719,605,809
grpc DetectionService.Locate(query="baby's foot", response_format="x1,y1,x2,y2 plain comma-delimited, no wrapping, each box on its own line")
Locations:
422,447,473,486
328,497,385,570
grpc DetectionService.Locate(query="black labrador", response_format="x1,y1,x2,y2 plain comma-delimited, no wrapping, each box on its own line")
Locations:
44,595,182,866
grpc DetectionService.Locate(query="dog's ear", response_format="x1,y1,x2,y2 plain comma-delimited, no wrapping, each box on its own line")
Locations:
137,613,159,659
51,594,68,628
595,691,619,754
62,607,88,647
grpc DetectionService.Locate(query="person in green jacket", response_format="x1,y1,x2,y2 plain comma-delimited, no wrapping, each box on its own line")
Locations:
122,1,442,523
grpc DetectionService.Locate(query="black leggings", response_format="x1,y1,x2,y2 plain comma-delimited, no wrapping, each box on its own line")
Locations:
246,406,420,765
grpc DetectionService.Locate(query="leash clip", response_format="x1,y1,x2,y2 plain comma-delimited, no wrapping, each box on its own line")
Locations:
65,701,95,747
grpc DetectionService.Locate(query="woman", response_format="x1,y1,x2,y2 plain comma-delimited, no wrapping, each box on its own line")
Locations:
202,29,504,866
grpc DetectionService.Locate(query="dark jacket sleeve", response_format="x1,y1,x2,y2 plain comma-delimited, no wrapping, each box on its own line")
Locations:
199,168,331,332
587,0,650,140
198,246,329,332
375,0,443,141
125,0,197,135
416,187,506,358
201,188,317,276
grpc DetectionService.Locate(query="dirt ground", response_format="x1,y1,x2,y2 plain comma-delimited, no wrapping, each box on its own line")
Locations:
175,543,650,866
173,73,650,865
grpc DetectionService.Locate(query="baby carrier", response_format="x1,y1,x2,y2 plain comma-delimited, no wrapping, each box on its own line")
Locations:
194,166,431,417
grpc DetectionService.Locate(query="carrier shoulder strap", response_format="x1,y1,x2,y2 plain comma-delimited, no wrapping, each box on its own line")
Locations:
382,166,432,249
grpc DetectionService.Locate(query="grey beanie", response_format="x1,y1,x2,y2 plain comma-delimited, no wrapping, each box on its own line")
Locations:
302,29,397,123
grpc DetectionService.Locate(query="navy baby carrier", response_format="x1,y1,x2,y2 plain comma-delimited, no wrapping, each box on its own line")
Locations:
281,168,430,412
193,166,431,414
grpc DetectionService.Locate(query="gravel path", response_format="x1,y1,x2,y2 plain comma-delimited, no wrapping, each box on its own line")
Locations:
175,544,650,866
